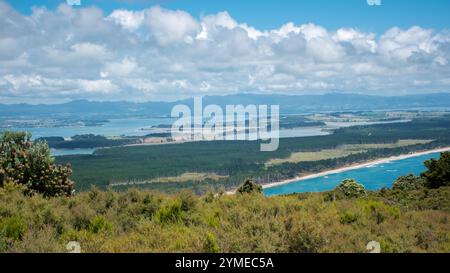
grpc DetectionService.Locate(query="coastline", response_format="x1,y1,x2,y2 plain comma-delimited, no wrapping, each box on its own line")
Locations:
260,146,450,190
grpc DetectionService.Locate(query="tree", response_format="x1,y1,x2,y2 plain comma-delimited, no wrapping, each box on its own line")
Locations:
0,131,74,197
336,179,366,198
237,178,262,194
421,152,450,189
392,174,426,191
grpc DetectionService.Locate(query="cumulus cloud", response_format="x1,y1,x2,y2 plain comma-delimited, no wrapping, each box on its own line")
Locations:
107,9,144,31
143,6,199,45
0,1,449,103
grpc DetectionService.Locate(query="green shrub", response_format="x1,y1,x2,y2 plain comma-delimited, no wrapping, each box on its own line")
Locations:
140,194,160,218
203,190,215,203
71,203,96,230
237,179,262,194
340,211,359,224
203,232,220,253
89,215,112,234
155,200,183,224
363,200,400,224
421,152,450,189
336,179,366,198
0,216,27,241
178,191,196,212
392,174,426,191
286,222,326,253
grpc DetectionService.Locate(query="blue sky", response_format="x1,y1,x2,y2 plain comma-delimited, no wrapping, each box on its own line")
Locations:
7,0,450,33
1,0,450,103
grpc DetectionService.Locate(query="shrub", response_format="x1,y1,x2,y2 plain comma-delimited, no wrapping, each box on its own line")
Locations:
0,131,74,197
340,211,359,224
237,178,262,194
178,191,196,212
392,174,426,191
203,232,220,253
421,152,450,189
89,215,112,234
140,194,160,218
363,200,400,224
286,221,326,253
336,179,366,198
155,200,183,224
203,190,215,203
71,203,97,230
0,216,27,241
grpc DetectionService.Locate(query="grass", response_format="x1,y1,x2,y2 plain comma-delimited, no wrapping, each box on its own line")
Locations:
110,172,228,186
340,139,433,150
266,149,365,166
266,139,433,166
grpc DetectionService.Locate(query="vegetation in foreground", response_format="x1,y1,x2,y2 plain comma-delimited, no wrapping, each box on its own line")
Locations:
0,180,449,253
1,131,449,253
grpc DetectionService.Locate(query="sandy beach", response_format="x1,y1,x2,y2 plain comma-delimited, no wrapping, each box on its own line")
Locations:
226,146,450,194
260,146,450,190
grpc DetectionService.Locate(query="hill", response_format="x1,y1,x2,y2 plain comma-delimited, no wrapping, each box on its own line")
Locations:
1,93,450,118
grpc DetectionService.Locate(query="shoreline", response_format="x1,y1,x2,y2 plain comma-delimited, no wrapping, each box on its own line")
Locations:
260,146,450,190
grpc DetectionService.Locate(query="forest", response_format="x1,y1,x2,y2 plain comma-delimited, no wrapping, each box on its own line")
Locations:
55,116,450,193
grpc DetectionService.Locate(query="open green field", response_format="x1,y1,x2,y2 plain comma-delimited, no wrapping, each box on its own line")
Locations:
56,117,450,193
266,139,433,166
110,172,228,187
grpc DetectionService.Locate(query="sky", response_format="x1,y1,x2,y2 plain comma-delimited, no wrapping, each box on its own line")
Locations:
0,0,450,103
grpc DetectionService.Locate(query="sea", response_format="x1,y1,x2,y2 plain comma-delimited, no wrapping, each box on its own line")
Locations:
264,152,442,196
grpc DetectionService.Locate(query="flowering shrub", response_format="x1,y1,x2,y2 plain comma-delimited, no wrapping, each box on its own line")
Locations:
336,179,367,198
0,131,74,197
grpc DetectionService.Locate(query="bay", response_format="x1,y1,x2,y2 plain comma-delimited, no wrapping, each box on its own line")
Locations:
264,152,441,196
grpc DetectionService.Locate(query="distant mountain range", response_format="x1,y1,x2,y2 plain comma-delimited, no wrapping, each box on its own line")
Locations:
1,93,450,118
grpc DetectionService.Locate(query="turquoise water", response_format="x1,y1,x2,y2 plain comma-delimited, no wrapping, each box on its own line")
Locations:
51,148,96,157
264,152,442,196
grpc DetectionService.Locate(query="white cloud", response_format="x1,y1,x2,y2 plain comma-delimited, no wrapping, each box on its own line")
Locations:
101,57,140,77
197,11,265,41
107,9,144,31
144,6,199,45
4,74,43,91
71,42,108,58
0,2,449,103
78,79,119,93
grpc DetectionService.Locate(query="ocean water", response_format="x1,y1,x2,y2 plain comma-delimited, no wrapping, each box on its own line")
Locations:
51,148,96,157
264,152,442,196
6,118,174,139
